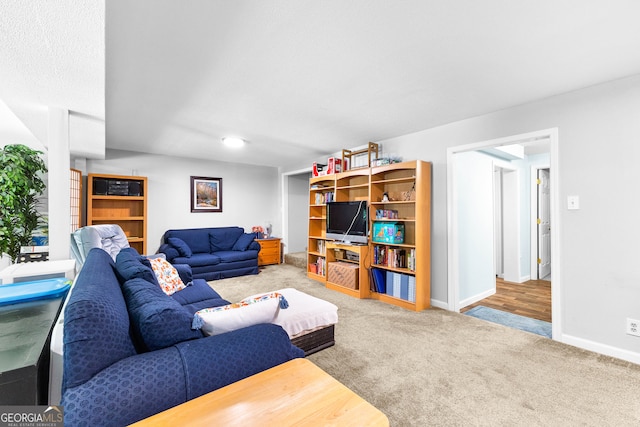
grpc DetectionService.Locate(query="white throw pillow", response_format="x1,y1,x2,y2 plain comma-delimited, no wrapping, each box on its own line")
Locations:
192,292,287,336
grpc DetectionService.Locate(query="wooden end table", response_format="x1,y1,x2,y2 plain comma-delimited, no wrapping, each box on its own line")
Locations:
255,237,281,266
131,358,388,426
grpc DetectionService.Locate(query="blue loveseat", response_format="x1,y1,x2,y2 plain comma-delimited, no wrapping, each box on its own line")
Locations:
158,226,261,281
60,248,303,426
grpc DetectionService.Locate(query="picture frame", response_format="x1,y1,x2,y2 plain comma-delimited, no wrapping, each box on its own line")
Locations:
191,176,223,212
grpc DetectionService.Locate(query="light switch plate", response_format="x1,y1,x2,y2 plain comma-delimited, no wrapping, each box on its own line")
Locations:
567,195,579,210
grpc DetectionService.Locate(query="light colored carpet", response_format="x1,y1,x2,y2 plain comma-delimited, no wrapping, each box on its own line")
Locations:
212,264,640,426
283,251,306,269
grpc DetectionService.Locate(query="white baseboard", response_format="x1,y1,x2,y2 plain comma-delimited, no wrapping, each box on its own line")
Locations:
459,288,496,310
520,274,531,283
561,334,640,365
430,299,448,310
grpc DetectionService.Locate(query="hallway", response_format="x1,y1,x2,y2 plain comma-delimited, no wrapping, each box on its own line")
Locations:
460,278,551,323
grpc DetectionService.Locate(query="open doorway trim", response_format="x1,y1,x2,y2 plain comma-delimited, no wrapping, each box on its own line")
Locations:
530,164,550,280
446,128,560,340
281,166,312,256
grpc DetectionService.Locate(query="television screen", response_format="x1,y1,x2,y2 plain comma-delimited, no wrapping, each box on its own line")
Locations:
326,201,368,244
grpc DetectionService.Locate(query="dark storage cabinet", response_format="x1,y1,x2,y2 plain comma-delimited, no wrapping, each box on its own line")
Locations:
0,296,66,404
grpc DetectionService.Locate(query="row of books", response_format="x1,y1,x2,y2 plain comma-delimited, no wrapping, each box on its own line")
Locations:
370,268,416,302
316,239,326,255
372,246,416,271
310,257,326,276
314,191,334,205
375,209,399,219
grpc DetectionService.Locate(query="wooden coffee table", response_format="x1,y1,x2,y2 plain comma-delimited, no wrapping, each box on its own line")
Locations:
131,358,388,426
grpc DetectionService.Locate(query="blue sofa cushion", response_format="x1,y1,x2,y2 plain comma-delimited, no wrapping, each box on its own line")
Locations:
173,263,193,285
168,237,193,257
122,278,202,351
115,247,159,286
63,249,138,390
160,244,180,261
209,227,244,252
232,232,258,251
170,279,222,305
174,253,221,267
216,250,260,263
165,229,211,254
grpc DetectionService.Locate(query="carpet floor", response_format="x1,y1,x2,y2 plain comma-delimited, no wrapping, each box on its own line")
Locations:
212,264,640,426
464,305,552,338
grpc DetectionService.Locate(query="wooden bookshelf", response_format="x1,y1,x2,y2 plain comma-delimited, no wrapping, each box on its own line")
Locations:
307,160,431,311
87,173,148,254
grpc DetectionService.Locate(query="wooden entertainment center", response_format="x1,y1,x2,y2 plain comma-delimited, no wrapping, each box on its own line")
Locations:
87,173,148,254
307,160,431,311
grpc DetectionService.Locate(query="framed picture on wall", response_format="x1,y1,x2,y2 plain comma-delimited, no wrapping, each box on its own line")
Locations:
191,176,223,212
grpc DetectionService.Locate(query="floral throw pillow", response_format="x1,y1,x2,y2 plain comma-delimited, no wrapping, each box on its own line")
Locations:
148,257,187,296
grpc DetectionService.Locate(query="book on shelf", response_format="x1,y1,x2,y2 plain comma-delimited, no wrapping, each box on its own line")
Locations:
315,257,326,277
373,246,412,270
375,209,399,219
371,268,386,293
383,270,415,302
314,191,334,205
316,239,326,255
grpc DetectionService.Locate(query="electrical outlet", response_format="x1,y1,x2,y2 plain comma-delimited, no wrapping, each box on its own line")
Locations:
626,318,640,337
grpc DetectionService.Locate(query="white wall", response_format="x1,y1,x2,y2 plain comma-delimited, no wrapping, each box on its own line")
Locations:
87,149,280,253
285,172,311,253
367,73,640,359
455,151,495,303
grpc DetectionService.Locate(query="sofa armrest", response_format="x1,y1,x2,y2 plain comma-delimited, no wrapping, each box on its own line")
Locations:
248,240,261,252
176,323,304,400
62,346,188,426
173,263,193,284
62,324,304,426
158,243,179,261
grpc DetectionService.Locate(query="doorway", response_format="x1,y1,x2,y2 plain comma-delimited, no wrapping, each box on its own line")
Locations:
281,169,312,255
536,168,551,280
447,128,560,339
494,164,521,283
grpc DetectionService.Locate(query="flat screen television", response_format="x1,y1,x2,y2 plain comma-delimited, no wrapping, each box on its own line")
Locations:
326,200,368,244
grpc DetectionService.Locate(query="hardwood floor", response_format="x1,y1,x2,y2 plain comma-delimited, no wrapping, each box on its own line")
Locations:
460,278,552,323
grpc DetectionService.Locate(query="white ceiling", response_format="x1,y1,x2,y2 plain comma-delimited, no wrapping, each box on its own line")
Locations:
2,1,640,168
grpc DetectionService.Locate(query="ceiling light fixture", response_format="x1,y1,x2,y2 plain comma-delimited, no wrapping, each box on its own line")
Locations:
222,137,245,148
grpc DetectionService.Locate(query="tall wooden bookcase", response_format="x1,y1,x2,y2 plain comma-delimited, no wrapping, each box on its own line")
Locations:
307,160,431,311
87,173,148,254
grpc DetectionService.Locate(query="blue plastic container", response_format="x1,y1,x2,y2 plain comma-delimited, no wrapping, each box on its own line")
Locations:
0,278,71,306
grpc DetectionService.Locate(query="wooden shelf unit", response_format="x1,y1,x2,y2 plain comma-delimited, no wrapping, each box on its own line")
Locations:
341,142,379,171
369,160,431,311
307,160,431,311
87,173,148,254
307,176,336,279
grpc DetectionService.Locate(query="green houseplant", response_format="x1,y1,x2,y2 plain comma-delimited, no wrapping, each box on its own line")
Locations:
0,144,48,262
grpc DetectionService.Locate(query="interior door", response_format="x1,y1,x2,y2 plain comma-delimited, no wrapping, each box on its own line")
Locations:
537,169,551,279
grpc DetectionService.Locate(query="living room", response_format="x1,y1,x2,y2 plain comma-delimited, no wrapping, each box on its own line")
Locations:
2,1,640,425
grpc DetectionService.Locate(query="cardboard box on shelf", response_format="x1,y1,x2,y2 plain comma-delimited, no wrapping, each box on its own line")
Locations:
327,262,359,290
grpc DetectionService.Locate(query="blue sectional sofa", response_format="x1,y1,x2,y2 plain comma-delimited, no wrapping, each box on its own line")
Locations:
61,248,303,426
159,226,261,281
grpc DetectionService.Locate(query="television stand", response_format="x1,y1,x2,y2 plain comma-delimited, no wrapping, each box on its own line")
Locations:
325,242,370,299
